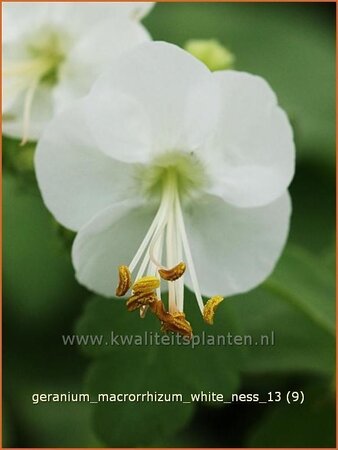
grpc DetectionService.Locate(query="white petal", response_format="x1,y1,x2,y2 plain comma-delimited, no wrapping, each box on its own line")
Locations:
86,41,219,163
2,83,53,141
35,98,138,232
183,192,291,297
51,65,93,115
2,75,25,113
42,3,153,34
53,16,150,113
2,2,47,41
69,16,151,71
2,43,27,112
89,88,154,164
3,2,153,43
107,2,155,20
206,71,295,208
72,200,156,297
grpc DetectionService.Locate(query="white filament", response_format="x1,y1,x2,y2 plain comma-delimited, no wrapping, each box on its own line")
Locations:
175,191,205,314
21,78,39,145
127,171,205,316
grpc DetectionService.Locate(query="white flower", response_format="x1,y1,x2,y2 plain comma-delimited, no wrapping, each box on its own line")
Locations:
35,42,295,336
2,1,154,143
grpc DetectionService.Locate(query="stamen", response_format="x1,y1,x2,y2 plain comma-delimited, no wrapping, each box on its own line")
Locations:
174,198,185,311
129,180,174,273
175,190,205,314
116,165,215,336
140,231,164,319
203,296,224,325
4,57,57,145
128,202,165,273
115,265,132,297
21,78,39,146
149,298,166,320
134,247,151,283
132,276,160,294
139,305,148,318
159,262,186,281
126,292,157,312
165,199,176,313
150,300,193,339
152,229,164,299
148,219,168,268
161,312,193,339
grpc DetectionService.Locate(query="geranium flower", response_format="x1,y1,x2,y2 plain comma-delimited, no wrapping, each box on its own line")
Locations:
35,42,295,337
2,1,154,144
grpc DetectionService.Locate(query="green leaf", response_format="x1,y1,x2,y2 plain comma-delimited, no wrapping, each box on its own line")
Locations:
2,137,37,185
76,294,244,446
3,172,85,328
266,246,335,336
230,245,335,375
87,347,195,447
288,163,335,254
247,383,335,447
3,402,15,447
322,243,336,271
4,332,101,447
232,288,334,375
16,395,102,447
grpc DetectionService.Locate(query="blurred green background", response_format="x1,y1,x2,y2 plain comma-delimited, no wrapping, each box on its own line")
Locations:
3,2,335,448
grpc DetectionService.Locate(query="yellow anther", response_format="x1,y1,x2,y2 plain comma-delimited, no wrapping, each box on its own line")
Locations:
161,312,193,339
149,300,193,339
126,292,157,312
149,299,168,322
158,262,186,281
115,265,132,297
132,276,160,294
203,296,224,325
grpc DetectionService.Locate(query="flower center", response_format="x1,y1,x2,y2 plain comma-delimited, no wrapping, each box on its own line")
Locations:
115,155,223,337
4,25,70,144
137,150,208,199
26,25,69,86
